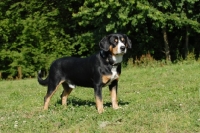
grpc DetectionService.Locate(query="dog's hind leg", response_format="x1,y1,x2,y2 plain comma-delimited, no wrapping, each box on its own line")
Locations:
61,82,73,106
43,80,65,110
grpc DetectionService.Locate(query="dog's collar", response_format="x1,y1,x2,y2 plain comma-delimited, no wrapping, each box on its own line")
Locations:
100,51,120,66
100,50,106,59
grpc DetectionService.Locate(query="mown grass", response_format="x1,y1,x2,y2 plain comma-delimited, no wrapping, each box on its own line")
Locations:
0,62,200,133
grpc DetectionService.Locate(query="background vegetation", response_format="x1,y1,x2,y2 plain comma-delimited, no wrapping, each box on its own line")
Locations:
0,0,200,79
0,62,200,132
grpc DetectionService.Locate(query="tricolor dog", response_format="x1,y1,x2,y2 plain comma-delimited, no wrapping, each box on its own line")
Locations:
38,33,132,113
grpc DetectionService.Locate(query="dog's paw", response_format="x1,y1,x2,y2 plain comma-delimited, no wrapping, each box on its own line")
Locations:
97,108,104,114
113,105,121,110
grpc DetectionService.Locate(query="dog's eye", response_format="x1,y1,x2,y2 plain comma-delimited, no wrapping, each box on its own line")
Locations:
114,39,118,43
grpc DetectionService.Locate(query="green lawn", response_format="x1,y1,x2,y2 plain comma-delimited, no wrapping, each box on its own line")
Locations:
0,62,200,132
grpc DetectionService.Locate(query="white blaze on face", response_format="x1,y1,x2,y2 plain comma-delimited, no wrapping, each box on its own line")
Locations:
117,39,127,54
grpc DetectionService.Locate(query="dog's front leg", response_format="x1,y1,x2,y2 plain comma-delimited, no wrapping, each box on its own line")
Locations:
109,80,120,109
94,85,104,114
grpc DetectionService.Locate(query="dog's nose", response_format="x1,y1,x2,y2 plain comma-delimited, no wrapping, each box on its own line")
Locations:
120,46,126,51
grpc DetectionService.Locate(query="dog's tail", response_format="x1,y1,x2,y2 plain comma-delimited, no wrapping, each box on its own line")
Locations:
38,70,49,86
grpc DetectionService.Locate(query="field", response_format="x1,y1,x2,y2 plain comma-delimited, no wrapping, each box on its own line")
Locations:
0,62,200,133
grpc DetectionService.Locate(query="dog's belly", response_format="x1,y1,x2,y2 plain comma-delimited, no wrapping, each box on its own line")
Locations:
66,76,94,88
65,67,119,88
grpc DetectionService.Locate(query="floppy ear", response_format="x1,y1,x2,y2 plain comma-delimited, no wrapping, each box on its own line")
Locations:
124,34,132,49
99,36,110,51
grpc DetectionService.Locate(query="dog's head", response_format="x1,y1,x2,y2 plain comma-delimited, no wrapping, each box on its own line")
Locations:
99,33,132,55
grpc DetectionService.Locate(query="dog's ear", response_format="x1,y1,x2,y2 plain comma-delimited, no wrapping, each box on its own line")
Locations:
123,34,132,49
99,36,110,51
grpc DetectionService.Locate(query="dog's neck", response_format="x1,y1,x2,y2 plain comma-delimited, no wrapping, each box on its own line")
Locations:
100,51,122,66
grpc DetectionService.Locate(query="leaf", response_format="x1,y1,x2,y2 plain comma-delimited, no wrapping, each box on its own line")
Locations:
106,23,115,32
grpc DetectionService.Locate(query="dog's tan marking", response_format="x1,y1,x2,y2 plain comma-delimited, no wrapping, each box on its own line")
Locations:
44,96,50,110
102,75,111,84
109,45,118,55
110,88,119,109
61,88,73,106
121,37,124,42
95,96,104,114
43,80,65,110
114,38,118,43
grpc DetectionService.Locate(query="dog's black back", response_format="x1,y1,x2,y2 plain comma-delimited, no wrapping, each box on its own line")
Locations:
39,53,121,88
54,54,118,87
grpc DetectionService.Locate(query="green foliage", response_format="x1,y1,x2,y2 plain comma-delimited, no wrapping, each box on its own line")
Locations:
0,0,85,78
0,0,200,78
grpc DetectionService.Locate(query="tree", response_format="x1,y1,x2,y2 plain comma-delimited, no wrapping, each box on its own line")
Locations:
0,0,199,79
0,0,84,78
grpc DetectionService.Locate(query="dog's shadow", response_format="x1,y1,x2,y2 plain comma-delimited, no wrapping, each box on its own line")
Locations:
55,96,129,108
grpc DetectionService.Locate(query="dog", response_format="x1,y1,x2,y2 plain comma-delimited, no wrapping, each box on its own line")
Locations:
38,33,132,113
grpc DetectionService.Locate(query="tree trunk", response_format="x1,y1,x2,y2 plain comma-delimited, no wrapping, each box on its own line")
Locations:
17,66,22,79
185,26,189,59
162,27,171,61
194,34,200,59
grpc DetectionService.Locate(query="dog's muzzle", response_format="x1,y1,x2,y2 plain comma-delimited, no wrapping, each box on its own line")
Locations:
120,46,126,52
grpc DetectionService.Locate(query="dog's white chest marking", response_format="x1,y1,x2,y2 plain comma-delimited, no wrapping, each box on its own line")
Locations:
105,66,119,86
112,55,123,64
111,66,118,80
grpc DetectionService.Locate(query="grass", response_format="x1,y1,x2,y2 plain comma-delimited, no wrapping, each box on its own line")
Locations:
0,62,200,132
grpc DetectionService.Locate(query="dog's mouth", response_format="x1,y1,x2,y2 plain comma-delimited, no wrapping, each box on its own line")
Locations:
115,53,124,56
115,50,126,55
121,50,126,54
118,47,127,55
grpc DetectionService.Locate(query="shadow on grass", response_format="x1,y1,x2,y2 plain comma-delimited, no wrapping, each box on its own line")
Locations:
55,96,129,108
